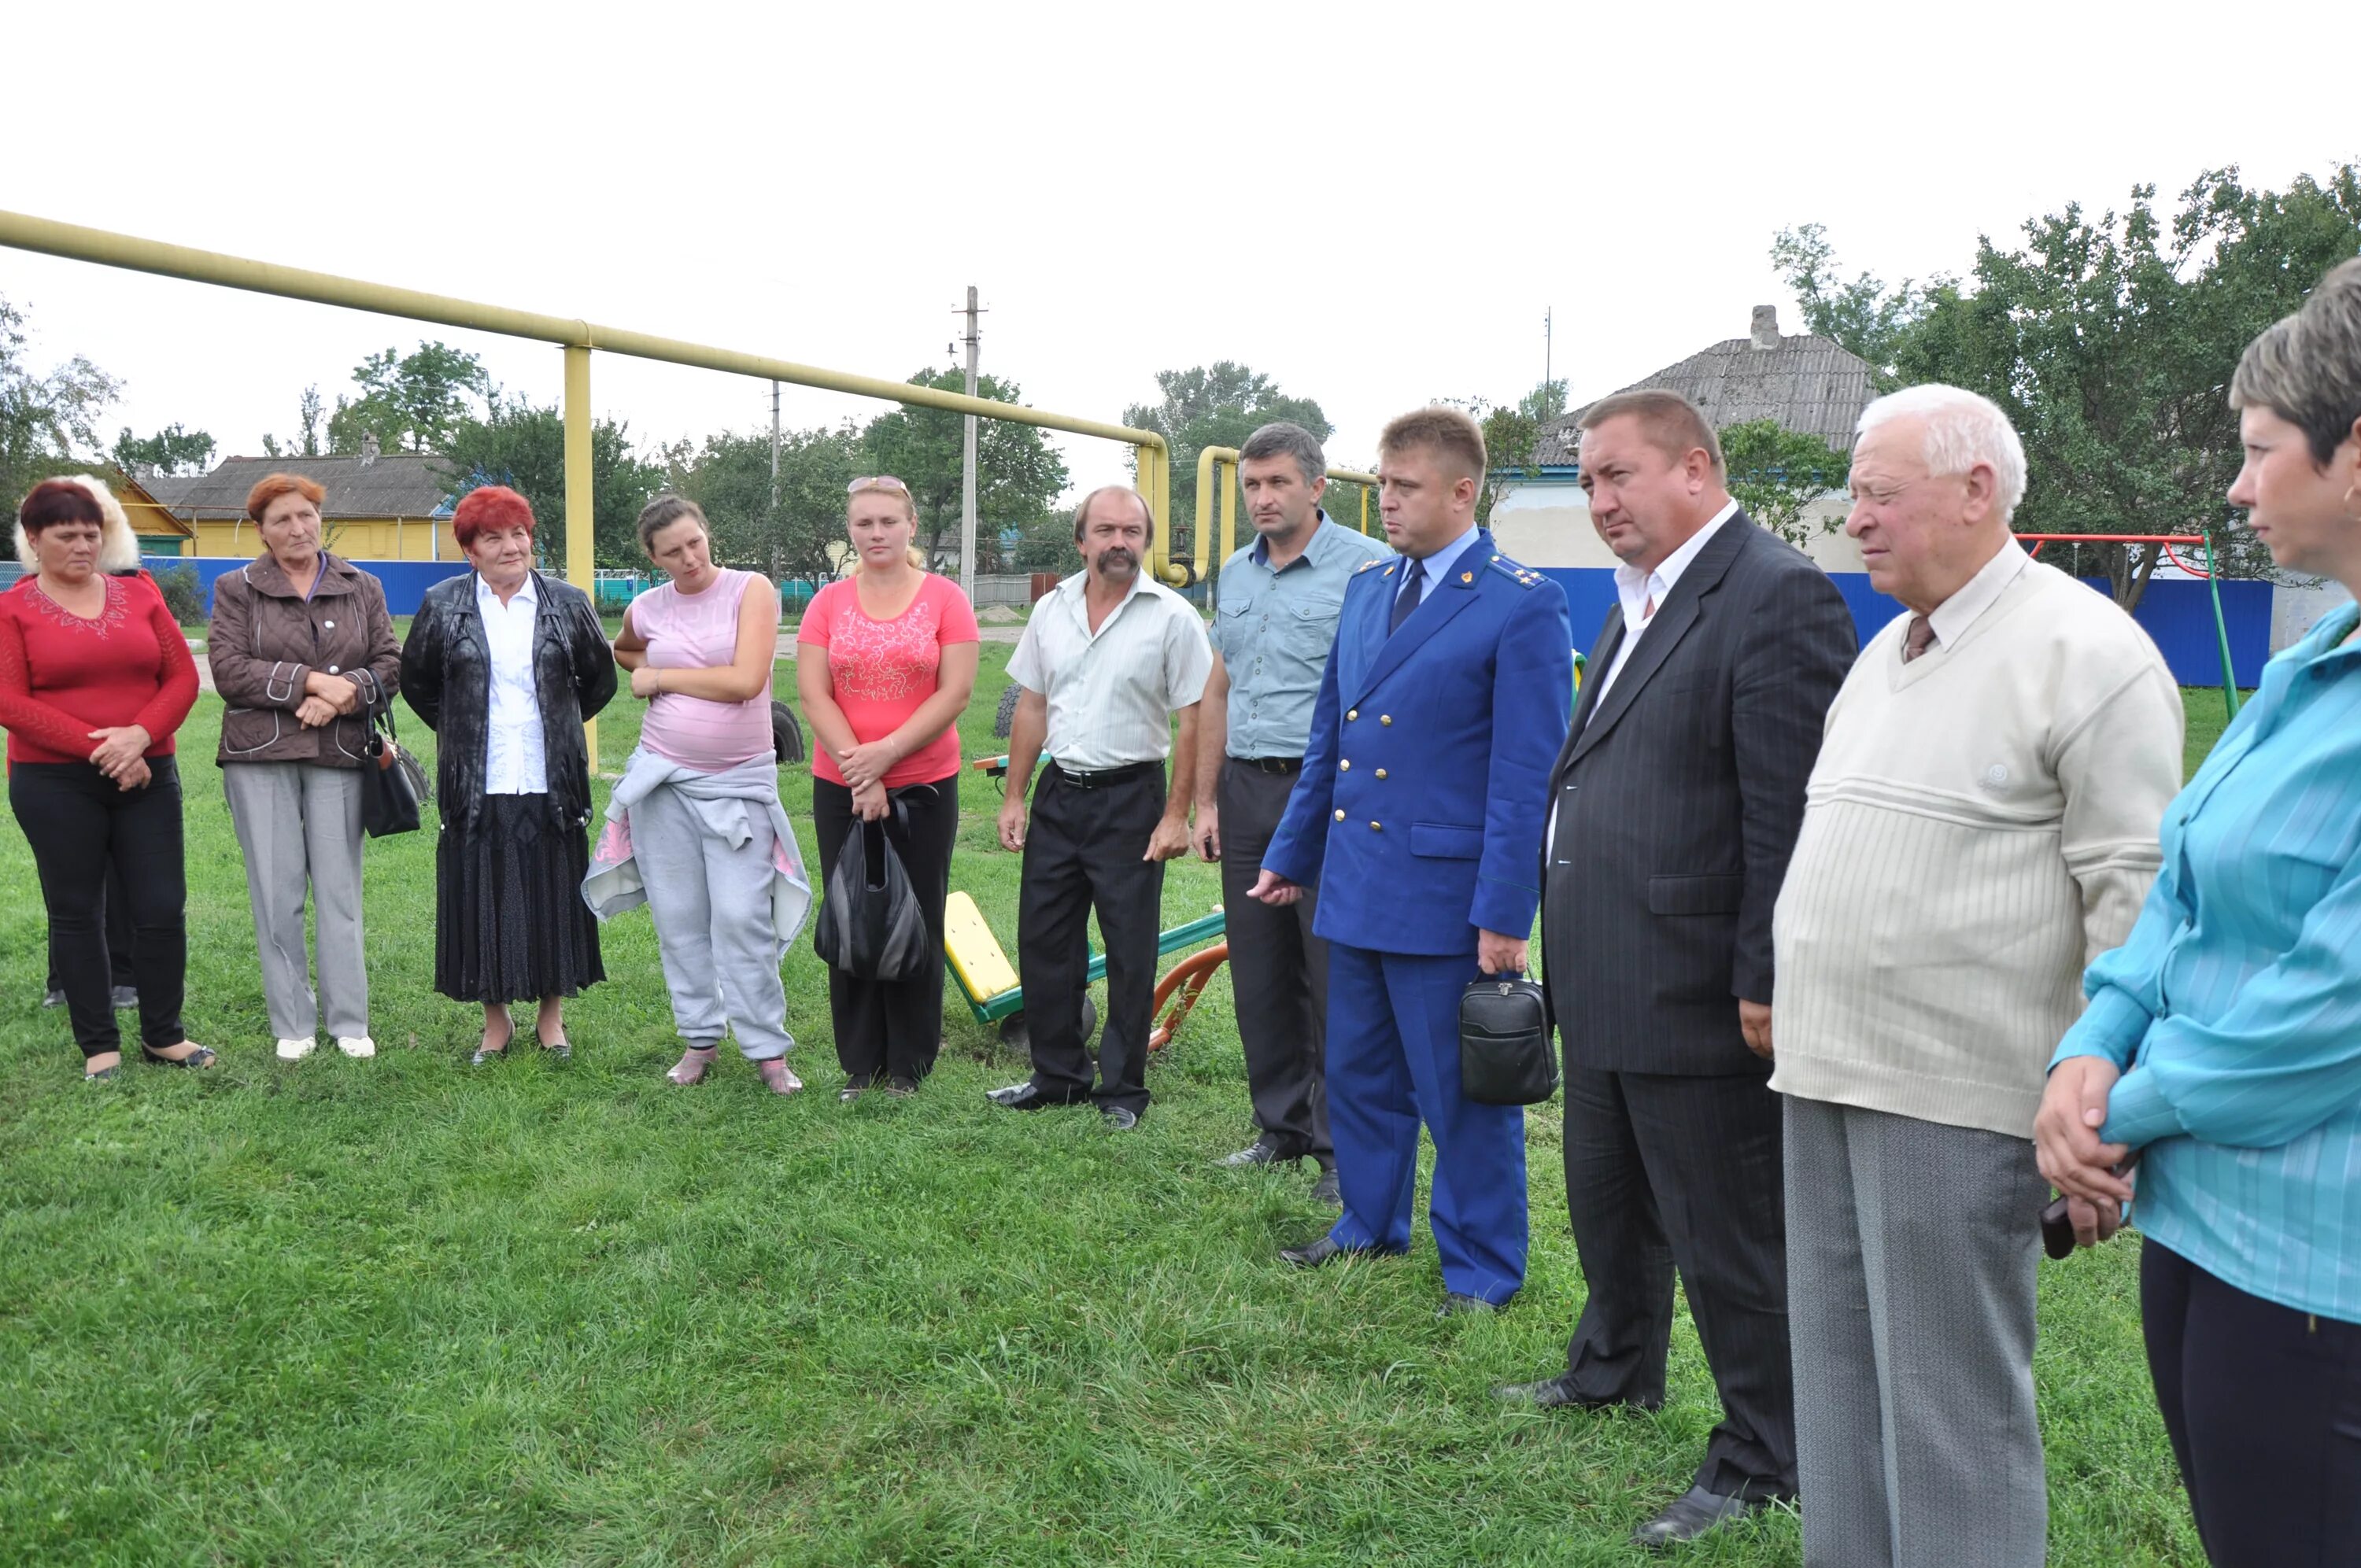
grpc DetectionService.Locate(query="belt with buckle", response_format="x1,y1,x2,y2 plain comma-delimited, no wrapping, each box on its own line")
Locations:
1235,755,1303,775
1051,760,1158,790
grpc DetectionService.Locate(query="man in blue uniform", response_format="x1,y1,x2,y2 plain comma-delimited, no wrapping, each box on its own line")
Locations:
1251,405,1572,1314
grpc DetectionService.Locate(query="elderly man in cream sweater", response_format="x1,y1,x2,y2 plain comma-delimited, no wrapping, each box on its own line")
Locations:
1769,385,2184,1567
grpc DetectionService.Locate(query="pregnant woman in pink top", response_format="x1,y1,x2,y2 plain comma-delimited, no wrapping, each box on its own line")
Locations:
798,475,978,1100
609,496,805,1094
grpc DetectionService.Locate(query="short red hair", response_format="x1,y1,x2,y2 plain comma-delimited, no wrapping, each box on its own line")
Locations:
452,485,536,549
19,478,108,533
245,472,326,523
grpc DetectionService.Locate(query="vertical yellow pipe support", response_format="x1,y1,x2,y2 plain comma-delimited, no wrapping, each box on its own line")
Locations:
1218,457,1237,574
563,344,597,764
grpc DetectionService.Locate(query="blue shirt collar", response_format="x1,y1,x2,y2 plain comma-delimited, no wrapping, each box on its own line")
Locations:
1404,521,1482,587
1250,509,1342,571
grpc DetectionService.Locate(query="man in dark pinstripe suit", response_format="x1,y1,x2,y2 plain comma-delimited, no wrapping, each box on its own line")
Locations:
1494,389,1856,1551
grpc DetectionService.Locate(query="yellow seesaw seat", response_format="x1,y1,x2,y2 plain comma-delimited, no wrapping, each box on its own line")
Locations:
944,891,1018,1005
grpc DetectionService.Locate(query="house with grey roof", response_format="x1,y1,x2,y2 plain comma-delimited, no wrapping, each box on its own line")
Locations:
1491,305,1876,573
162,446,460,560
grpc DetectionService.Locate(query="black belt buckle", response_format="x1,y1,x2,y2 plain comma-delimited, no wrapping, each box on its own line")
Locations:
1055,761,1150,790
1241,755,1302,775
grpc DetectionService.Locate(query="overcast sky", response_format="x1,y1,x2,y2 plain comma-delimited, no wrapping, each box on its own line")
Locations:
4,1,2354,498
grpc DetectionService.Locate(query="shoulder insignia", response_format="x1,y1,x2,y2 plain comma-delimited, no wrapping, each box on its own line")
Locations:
1486,555,1544,589
1356,559,1382,574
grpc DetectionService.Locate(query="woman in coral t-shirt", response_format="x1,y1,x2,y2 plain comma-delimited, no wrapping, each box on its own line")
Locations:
796,476,978,1099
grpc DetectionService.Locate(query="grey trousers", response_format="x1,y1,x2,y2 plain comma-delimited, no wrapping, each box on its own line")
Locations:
626,780,793,1061
1784,1095,2052,1568
223,762,369,1041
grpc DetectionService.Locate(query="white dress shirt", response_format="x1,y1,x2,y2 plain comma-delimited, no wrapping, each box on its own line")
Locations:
477,573,549,795
1919,537,2032,655
1007,570,1213,771
1585,497,1740,721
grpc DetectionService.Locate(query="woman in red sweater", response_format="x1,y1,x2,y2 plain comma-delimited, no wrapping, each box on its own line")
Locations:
1,477,208,1080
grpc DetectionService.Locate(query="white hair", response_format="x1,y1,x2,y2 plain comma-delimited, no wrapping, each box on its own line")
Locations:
1855,384,2027,524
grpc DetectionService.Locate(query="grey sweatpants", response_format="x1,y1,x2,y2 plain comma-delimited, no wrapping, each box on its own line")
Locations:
1784,1095,2052,1568
626,780,793,1061
223,761,369,1041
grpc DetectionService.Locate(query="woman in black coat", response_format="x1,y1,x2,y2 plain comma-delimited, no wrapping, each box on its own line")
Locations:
399,486,616,1062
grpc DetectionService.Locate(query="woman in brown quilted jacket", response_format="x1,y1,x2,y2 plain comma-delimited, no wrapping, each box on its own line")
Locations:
207,472,401,1062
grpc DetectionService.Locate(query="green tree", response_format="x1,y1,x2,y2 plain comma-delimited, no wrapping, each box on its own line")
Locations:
668,424,860,588
999,507,1081,574
1771,223,1945,391
862,369,1071,577
1121,362,1332,568
1777,163,2361,609
330,341,490,455
1719,420,1853,547
109,422,215,476
438,395,664,568
261,386,325,460
0,293,120,510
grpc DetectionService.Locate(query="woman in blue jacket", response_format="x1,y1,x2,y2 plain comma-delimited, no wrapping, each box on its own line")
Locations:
2038,257,2361,1567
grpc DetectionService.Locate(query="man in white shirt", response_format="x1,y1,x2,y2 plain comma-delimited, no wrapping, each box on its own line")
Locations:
1771,386,2180,1566
991,486,1212,1128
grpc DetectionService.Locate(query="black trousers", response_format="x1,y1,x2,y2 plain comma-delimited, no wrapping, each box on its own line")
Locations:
1561,1063,1798,1501
2143,1240,2361,1566
812,773,959,1083
1216,759,1332,1164
9,759,187,1057
46,855,134,993
1017,763,1165,1115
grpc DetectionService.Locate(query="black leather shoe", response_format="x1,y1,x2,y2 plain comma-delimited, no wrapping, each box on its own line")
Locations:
1310,1168,1342,1206
1280,1234,1354,1269
1217,1137,1299,1169
1435,1292,1497,1319
112,986,139,1010
1490,1373,1662,1413
42,990,65,1009
1101,1106,1139,1131
1630,1486,1768,1551
985,1081,1081,1111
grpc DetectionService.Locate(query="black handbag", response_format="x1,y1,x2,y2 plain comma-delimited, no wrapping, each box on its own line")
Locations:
1459,970,1558,1105
811,800,931,981
359,707,430,837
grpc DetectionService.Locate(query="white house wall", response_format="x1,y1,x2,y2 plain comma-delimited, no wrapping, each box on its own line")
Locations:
1491,483,1863,572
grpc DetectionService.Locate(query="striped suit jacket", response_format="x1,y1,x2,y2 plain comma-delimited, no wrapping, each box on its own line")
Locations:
1540,511,1856,1075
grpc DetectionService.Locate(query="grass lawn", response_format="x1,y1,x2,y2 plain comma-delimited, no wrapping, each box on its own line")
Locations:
0,658,2223,1566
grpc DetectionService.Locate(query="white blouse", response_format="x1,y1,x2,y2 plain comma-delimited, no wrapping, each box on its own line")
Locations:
476,574,549,795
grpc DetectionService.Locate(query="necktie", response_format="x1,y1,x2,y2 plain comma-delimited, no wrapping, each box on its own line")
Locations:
1903,614,1935,663
1389,556,1427,636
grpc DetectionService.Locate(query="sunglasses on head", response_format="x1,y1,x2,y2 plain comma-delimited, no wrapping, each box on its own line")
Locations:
847,476,911,496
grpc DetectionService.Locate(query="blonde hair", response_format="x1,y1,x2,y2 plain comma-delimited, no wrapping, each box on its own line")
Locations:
846,483,928,570
14,474,140,572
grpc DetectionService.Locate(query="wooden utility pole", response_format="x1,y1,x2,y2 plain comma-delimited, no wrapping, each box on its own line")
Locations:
957,286,983,601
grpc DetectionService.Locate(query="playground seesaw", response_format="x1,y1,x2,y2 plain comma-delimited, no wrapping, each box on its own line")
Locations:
944,751,1229,1056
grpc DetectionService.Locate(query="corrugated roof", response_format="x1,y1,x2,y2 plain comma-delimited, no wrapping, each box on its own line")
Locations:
164,452,455,520
1537,315,1875,465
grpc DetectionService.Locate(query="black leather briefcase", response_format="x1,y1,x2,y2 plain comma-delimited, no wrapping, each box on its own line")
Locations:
1459,971,1558,1106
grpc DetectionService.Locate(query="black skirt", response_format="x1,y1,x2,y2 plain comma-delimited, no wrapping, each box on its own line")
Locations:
434,792,605,1004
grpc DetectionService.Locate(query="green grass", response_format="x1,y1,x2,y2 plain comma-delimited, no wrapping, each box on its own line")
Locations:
0,665,2220,1565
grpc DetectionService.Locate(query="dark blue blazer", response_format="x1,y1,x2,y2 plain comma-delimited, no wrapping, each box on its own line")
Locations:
1263,531,1572,956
